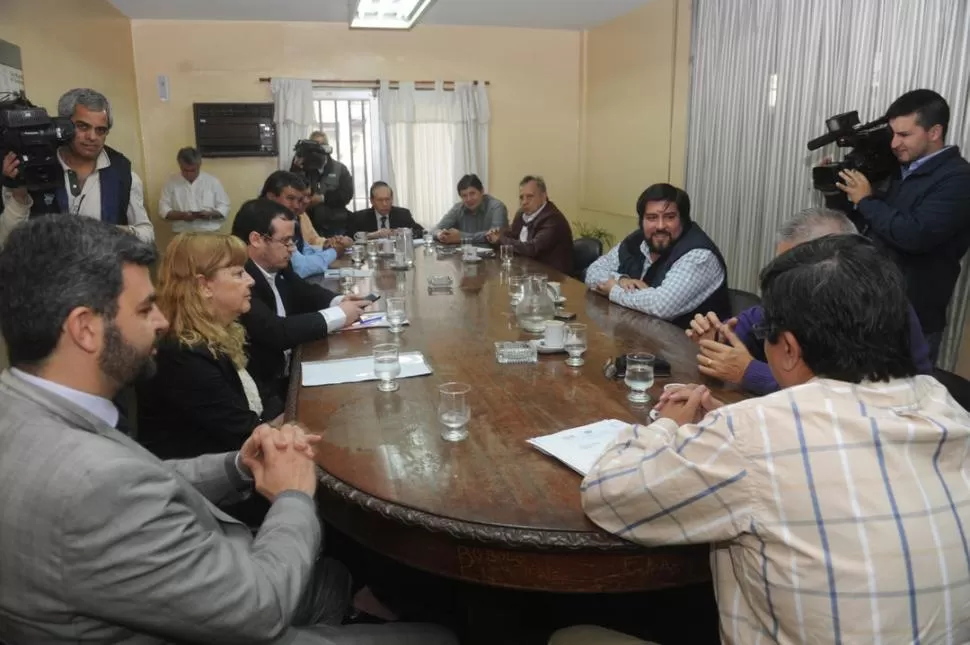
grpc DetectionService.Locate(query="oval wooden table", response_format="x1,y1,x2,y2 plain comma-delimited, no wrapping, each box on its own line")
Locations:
290,248,747,593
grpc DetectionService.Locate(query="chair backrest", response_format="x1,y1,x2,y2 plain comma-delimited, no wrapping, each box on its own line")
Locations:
573,237,603,281
933,368,970,411
728,288,761,317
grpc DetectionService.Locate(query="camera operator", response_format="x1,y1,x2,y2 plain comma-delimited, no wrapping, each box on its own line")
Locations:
290,131,354,236
835,89,970,361
1,88,153,246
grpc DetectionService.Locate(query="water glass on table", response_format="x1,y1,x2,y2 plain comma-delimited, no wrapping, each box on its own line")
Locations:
564,323,588,367
625,352,655,403
373,343,401,392
339,268,356,295
386,296,407,333
508,275,525,308
461,235,475,259
500,244,514,267
422,230,435,247
350,244,365,267
438,382,472,442
366,240,379,262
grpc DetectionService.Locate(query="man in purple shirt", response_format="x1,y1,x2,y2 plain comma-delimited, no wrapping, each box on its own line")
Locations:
688,207,932,394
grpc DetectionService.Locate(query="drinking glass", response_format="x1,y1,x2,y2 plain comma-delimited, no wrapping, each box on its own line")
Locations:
366,239,379,262
564,323,588,367
373,343,401,392
461,235,474,258
386,296,407,333
500,244,514,267
422,230,435,247
438,382,472,442
508,275,526,308
350,244,365,267
339,268,355,295
625,353,655,403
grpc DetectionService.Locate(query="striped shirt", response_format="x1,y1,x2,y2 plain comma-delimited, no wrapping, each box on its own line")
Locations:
582,376,970,644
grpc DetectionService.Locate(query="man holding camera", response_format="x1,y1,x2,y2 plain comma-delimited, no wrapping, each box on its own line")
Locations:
290,131,355,237
836,89,970,361
1,88,153,246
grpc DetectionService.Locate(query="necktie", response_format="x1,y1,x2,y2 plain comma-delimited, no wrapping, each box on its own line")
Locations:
381,215,389,229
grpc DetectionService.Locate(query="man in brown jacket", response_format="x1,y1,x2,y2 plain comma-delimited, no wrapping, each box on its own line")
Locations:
486,175,574,274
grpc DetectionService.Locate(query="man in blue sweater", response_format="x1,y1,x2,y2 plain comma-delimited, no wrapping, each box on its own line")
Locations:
836,89,970,361
687,208,932,395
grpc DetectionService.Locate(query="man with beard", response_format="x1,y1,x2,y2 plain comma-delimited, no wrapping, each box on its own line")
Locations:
584,183,730,328
0,215,456,645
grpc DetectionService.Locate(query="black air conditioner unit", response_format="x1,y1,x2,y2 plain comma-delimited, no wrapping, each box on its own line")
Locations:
193,102,278,158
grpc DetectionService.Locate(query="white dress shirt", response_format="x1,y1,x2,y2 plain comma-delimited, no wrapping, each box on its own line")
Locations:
519,202,546,242
12,367,119,428
0,149,154,244
159,171,231,233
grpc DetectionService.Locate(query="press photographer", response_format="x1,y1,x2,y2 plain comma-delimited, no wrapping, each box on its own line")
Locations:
289,131,354,236
817,89,970,361
1,88,153,246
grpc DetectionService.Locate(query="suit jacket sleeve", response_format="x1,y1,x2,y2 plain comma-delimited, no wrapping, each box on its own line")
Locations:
398,208,425,236
62,456,321,642
500,212,566,259
164,452,251,507
242,275,339,350
156,349,266,451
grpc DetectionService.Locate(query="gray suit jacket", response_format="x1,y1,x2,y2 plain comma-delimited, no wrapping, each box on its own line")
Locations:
0,370,324,644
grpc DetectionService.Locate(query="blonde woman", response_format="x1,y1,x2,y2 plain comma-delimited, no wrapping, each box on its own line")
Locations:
136,233,283,460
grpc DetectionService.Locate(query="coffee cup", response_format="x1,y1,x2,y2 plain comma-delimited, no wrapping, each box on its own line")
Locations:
543,320,566,348
547,281,562,300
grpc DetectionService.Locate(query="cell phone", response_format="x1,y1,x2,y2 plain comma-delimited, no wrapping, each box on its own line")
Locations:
363,293,381,302
554,311,577,321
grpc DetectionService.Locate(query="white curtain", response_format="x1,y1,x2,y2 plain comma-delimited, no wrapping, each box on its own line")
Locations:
685,0,970,368
270,78,315,171
378,80,491,228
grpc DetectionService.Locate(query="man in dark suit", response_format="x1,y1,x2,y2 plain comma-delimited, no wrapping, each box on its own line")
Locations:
233,198,370,399
348,181,425,240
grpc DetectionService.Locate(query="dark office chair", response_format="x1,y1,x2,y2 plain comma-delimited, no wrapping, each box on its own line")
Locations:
728,288,761,317
573,237,604,281
933,368,970,411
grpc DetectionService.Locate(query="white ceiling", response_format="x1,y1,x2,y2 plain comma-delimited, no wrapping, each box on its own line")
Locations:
107,0,654,30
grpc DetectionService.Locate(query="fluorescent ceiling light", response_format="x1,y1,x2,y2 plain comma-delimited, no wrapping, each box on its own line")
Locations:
349,0,438,30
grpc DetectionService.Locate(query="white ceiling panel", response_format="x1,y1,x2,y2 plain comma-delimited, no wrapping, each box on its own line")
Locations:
107,0,654,30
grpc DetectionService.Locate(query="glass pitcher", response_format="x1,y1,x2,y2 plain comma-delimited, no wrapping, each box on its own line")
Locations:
515,274,557,333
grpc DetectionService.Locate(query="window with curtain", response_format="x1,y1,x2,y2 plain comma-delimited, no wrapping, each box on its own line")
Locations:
685,0,970,368
312,89,382,212
378,81,490,229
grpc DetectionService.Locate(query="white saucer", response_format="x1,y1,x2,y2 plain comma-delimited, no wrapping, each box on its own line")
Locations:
533,339,566,354
462,254,482,263
553,296,567,304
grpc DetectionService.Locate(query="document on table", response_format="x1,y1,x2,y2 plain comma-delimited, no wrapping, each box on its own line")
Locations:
323,268,374,279
336,312,410,332
527,419,631,476
301,351,432,387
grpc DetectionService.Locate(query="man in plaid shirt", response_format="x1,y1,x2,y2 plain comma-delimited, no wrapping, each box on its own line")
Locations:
553,234,970,645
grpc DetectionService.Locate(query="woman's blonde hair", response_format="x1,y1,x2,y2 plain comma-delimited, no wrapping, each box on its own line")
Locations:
158,233,250,369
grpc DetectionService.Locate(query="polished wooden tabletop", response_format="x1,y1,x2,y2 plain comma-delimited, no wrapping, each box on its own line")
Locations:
291,246,747,592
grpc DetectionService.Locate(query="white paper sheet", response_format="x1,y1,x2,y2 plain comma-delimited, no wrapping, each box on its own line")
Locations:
301,351,432,387
323,268,374,279
335,312,410,332
527,419,631,476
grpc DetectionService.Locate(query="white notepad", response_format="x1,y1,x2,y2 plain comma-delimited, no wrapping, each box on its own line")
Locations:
301,351,432,387
527,419,631,476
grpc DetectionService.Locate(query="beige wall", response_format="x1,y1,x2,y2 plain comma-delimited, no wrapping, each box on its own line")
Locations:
129,20,582,251
0,0,144,177
575,0,692,243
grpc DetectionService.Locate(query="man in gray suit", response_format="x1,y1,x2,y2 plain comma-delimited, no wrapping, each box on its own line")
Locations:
0,215,456,645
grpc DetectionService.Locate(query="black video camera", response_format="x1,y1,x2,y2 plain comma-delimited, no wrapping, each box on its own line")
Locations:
293,139,331,173
0,92,75,192
808,111,897,194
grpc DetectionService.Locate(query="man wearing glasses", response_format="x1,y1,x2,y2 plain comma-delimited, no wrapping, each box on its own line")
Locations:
232,198,369,400
0,88,154,245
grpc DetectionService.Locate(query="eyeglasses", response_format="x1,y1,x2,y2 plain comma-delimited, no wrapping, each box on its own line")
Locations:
751,322,779,341
261,234,296,248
